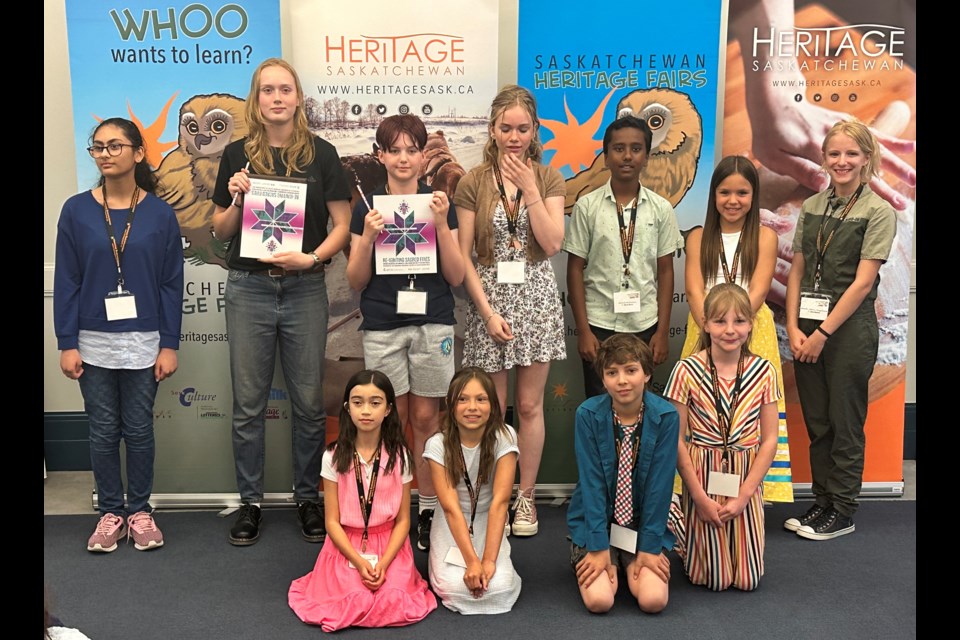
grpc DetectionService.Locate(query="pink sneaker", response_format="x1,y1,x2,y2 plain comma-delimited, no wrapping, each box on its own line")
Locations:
127,512,164,551
87,514,126,552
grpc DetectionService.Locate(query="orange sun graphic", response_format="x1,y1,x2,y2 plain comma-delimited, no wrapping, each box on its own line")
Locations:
540,89,615,174
93,91,180,169
552,382,568,400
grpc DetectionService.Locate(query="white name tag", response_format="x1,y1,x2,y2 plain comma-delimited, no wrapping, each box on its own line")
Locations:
707,471,741,498
396,289,428,315
444,545,469,568
609,523,638,553
105,291,138,321
497,261,525,284
348,553,379,569
613,290,643,314
799,293,830,321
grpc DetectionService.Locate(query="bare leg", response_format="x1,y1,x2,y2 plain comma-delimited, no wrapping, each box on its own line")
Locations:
515,362,550,491
407,393,439,498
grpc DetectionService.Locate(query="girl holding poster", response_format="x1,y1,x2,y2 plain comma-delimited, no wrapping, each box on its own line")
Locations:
345,114,465,553
54,117,184,552
454,85,567,537
784,121,896,541
212,58,352,546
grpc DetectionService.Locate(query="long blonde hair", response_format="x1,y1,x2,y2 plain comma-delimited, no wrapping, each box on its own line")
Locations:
243,58,315,176
695,283,755,353
821,120,881,184
481,84,543,168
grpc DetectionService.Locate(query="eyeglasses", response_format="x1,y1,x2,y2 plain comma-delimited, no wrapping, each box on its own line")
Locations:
86,143,136,157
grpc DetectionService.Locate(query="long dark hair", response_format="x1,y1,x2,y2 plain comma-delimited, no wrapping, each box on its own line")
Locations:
700,156,760,286
440,367,510,487
330,370,410,474
91,117,158,193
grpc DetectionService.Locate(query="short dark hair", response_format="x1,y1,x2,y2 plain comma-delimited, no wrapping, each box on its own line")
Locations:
594,333,654,378
376,114,427,152
602,115,652,155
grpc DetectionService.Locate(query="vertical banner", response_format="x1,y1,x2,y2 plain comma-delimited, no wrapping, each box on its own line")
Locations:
723,1,916,491
519,0,725,484
64,1,281,494
289,0,500,436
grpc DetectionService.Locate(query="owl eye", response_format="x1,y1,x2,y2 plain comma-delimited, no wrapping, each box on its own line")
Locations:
209,118,227,134
646,114,665,130
185,120,200,135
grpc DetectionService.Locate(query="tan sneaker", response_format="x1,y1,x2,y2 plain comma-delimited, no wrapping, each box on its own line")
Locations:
511,489,538,537
127,512,164,550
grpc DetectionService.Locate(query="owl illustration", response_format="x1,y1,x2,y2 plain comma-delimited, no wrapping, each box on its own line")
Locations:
564,88,703,214
155,93,247,267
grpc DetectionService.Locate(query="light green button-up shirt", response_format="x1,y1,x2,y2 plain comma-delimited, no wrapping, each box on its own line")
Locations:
564,181,683,333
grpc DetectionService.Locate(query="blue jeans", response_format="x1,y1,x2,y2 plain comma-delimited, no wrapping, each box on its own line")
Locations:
78,364,159,516
225,269,329,503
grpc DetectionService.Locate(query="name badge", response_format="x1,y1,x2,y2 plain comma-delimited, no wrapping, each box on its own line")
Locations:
609,523,638,553
444,545,469,568
497,261,525,284
348,552,379,569
613,290,642,314
799,292,830,321
105,290,137,321
396,289,428,315
707,471,741,498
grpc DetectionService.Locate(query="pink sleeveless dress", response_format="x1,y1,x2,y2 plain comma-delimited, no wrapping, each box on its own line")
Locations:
288,447,436,631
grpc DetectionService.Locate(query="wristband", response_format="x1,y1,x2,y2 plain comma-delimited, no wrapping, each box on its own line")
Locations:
816,325,832,339
484,312,498,324
310,251,321,267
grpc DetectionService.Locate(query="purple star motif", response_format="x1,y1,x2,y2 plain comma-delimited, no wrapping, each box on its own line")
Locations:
251,199,298,245
381,202,428,256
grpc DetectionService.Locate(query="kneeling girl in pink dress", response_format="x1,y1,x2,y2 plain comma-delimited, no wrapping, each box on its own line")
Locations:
288,370,437,630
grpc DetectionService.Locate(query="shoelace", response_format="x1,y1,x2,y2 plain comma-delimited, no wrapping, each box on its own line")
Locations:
238,505,259,524
95,514,123,535
128,512,158,533
513,493,535,522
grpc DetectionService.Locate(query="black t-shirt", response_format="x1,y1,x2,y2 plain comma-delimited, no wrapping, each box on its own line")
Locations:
213,136,352,271
350,183,458,330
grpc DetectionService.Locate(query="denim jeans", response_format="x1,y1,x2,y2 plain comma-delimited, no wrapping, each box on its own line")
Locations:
78,364,159,516
225,269,329,503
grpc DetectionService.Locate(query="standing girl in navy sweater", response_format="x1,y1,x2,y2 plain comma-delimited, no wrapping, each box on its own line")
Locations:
54,117,184,552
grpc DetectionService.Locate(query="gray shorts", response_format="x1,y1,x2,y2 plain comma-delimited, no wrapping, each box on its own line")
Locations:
569,543,636,573
362,324,455,397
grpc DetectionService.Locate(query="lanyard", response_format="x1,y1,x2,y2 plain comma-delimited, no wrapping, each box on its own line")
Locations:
719,234,743,284
100,184,140,289
353,444,382,552
615,184,642,281
813,184,863,291
456,446,482,536
612,406,643,470
491,163,523,250
706,349,745,471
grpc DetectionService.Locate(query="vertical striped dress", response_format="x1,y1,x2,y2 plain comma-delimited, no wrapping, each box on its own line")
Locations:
665,352,780,591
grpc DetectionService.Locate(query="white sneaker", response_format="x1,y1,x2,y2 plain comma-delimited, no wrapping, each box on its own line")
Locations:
511,489,538,537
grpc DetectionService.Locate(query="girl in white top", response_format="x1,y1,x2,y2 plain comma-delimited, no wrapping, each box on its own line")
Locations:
424,367,521,614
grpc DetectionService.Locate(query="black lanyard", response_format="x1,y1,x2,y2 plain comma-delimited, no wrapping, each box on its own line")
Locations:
706,349,745,471
491,163,522,250
456,446,482,536
612,406,643,470
99,184,140,289
353,444,382,552
719,234,743,284
615,184,641,281
813,184,863,291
